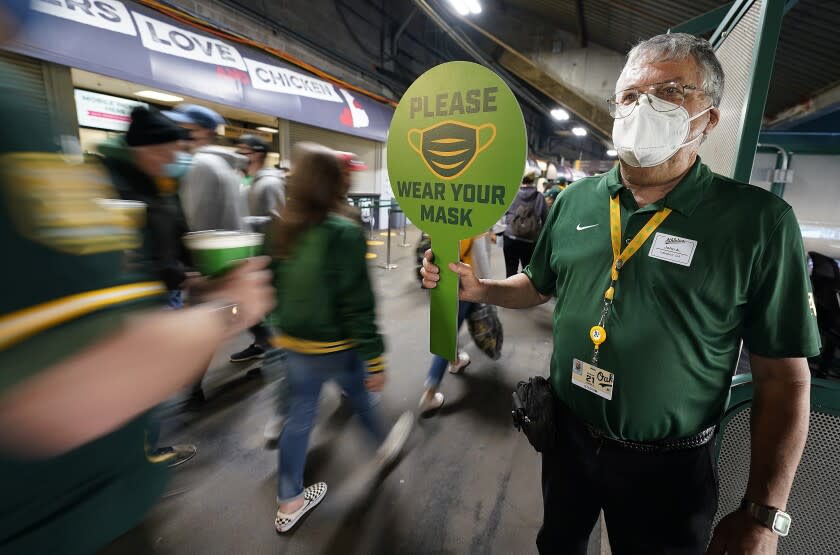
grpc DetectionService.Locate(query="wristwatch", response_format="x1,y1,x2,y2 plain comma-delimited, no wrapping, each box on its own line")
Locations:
740,498,791,537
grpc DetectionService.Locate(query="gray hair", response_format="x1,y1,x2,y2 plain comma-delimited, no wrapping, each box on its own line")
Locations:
624,33,725,107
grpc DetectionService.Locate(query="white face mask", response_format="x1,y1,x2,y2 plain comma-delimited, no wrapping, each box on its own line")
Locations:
612,95,712,168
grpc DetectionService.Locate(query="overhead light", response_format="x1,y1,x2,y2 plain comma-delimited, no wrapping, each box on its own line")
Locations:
572,126,587,137
551,108,570,121
464,0,482,14
447,0,469,15
256,126,278,134
606,149,617,157
134,90,184,103
447,0,480,15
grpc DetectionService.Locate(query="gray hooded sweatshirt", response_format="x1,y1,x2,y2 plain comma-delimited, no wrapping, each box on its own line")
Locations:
247,167,286,218
180,146,247,232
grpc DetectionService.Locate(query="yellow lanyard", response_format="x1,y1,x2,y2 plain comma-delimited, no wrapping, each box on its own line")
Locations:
589,195,672,363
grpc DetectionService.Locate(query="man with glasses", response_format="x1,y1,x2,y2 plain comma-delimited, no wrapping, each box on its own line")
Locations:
422,33,818,554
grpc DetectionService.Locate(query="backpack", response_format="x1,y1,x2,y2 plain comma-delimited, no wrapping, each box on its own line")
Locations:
510,196,542,240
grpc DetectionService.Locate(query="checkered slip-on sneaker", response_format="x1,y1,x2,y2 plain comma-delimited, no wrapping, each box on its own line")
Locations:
274,482,327,533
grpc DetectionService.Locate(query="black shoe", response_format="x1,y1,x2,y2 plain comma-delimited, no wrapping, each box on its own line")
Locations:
149,444,197,468
230,344,266,362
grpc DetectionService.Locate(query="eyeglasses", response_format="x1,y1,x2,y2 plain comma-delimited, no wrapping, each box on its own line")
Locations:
606,81,705,119
236,150,255,156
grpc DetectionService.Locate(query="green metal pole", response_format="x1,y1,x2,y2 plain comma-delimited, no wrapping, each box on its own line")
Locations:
669,2,734,35
732,0,786,183
769,151,785,197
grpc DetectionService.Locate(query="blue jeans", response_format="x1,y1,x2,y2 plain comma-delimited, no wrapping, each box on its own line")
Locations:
278,350,385,502
262,348,288,418
426,301,475,388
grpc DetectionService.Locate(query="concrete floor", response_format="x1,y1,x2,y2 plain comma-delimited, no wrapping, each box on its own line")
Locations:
105,228,607,555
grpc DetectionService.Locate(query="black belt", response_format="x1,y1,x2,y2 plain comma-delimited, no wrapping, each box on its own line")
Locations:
583,423,717,454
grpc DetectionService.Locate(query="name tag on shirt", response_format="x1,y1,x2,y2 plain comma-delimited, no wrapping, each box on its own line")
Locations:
572,358,614,400
648,232,697,267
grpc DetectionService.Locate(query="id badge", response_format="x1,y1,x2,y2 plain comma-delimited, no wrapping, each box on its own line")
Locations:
571,358,614,400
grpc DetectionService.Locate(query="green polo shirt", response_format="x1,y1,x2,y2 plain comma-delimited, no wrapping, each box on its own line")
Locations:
525,159,820,442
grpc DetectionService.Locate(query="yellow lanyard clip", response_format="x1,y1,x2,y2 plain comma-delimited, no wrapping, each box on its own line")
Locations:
590,325,607,348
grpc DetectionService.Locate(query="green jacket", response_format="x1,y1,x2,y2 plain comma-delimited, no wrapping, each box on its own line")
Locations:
269,213,385,373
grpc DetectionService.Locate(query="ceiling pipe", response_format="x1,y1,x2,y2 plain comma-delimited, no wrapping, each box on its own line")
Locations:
215,0,404,95
355,0,454,62
392,7,418,58
758,143,789,171
757,142,790,197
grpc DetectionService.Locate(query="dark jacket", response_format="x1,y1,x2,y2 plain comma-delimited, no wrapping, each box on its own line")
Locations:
97,137,192,291
504,186,549,242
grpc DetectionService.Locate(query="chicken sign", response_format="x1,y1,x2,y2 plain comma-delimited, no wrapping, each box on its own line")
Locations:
387,62,526,359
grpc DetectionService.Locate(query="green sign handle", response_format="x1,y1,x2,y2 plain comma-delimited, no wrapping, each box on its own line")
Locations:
429,237,460,360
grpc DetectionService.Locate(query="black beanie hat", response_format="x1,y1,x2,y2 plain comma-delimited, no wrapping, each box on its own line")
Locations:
126,107,186,147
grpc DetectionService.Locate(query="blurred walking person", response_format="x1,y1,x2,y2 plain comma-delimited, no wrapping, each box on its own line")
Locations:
230,134,286,365
268,143,411,533
169,104,246,233
0,5,275,552
165,104,247,404
502,171,548,277
97,106,200,466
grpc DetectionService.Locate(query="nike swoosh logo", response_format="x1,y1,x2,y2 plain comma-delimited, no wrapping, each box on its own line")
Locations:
576,223,599,231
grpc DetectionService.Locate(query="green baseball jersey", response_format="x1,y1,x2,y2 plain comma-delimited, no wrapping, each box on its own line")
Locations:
0,61,167,554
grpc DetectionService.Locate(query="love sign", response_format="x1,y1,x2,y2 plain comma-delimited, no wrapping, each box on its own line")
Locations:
387,62,526,358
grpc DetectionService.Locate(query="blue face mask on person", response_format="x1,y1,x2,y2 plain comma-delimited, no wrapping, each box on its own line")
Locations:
164,152,193,179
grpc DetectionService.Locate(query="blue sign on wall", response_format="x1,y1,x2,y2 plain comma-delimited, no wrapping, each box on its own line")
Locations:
6,0,393,142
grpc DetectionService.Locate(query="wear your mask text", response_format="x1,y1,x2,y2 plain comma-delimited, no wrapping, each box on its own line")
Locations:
395,181,505,204
395,181,508,227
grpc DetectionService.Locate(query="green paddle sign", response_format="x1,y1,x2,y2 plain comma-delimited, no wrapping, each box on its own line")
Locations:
387,62,526,359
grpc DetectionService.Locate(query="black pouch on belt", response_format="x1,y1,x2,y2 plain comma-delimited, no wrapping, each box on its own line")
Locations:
511,376,557,452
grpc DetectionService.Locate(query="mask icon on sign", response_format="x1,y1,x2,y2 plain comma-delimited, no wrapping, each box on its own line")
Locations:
408,120,496,180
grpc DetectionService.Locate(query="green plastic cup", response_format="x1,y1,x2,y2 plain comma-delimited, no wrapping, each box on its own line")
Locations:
183,230,264,276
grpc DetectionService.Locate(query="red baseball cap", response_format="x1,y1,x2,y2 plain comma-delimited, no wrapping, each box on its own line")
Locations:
336,151,368,171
